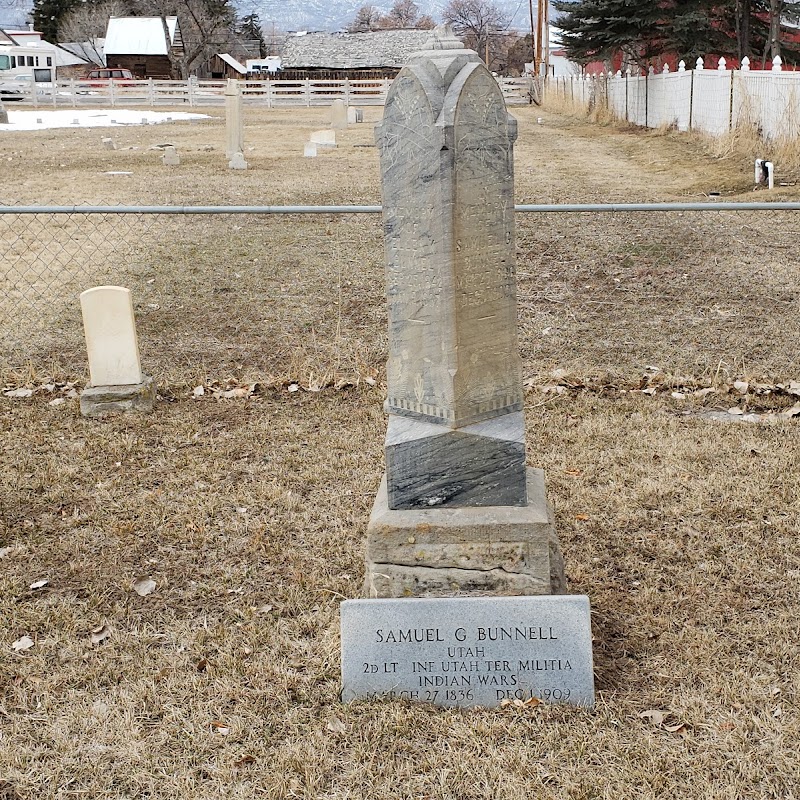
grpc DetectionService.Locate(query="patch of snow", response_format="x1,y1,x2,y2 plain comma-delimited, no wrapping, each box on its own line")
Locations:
0,109,210,131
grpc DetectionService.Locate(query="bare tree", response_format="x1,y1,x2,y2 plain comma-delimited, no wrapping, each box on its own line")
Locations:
58,0,131,64
443,0,511,69
347,4,385,32
139,0,237,78
383,0,419,27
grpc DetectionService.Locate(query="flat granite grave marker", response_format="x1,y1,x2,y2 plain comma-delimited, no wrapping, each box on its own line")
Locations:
79,286,155,417
341,596,594,708
310,129,336,148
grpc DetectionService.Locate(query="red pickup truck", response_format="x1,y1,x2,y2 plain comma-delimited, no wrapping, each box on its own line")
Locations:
85,68,136,86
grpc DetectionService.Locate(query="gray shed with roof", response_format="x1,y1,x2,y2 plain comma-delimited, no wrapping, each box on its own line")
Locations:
280,29,431,79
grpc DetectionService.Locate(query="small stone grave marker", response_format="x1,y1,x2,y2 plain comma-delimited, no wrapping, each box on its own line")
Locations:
331,98,348,129
102,137,116,150
304,141,318,158
79,286,154,417
347,107,363,124
341,596,594,708
162,145,180,165
228,151,248,170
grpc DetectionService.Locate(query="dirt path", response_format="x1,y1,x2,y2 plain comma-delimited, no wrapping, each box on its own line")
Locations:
513,105,776,203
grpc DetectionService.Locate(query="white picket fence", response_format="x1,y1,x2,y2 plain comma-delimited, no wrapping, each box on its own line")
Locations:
552,59,800,140
15,76,531,108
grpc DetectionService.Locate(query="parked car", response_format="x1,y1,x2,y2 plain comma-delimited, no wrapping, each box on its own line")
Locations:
0,80,25,101
84,68,136,87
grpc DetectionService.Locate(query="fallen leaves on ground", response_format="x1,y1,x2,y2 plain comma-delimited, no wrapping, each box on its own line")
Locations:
90,624,111,646
326,717,347,733
132,576,156,597
639,709,688,736
11,636,34,652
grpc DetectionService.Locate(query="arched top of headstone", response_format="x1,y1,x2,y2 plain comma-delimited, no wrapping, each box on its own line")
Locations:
80,286,142,387
421,24,465,51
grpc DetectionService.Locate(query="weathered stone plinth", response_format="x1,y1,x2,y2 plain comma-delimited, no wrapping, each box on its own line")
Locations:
366,468,565,598
385,411,526,509
80,375,155,418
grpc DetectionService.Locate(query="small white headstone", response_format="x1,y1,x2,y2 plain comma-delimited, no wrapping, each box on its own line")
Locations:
310,129,336,148
102,137,116,150
228,151,248,170
162,146,180,166
347,106,363,124
304,141,318,157
331,99,348,129
80,286,143,386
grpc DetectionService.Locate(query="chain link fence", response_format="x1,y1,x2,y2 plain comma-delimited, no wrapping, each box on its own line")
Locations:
2,205,799,390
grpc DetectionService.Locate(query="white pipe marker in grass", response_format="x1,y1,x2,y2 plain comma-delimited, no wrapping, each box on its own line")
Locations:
765,161,774,189
79,286,155,417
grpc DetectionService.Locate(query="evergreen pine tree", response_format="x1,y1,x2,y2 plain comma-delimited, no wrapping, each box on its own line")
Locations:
32,0,82,42
238,11,266,58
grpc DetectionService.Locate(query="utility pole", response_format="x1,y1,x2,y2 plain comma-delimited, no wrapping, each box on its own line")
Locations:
536,0,544,76
544,0,550,79
528,0,537,74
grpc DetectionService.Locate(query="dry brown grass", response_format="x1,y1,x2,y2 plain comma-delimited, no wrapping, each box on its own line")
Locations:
2,105,800,799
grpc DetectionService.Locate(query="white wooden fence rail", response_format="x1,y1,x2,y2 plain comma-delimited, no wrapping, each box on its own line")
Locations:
17,77,531,108
553,66,800,140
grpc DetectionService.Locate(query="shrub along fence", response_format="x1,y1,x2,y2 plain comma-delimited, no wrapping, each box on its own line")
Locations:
552,58,800,140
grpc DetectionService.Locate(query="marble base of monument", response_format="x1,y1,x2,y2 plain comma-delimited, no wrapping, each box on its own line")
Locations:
365,468,564,598
385,411,527,509
80,375,155,418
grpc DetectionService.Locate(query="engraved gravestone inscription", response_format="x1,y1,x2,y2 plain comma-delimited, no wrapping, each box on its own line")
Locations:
341,596,594,708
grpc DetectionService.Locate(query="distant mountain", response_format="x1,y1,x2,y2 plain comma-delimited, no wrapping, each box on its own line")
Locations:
236,1,551,34
0,0,32,27
2,0,552,40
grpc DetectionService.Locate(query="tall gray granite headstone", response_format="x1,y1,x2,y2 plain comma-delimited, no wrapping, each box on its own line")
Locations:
364,27,565,598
